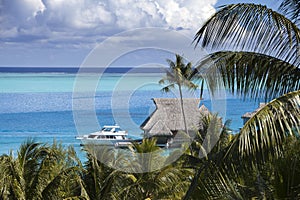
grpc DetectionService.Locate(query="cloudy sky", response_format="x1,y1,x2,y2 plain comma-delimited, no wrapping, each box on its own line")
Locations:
0,0,279,67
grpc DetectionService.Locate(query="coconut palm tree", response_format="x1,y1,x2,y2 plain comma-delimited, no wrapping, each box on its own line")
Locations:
183,1,300,199
81,145,130,200
159,54,199,135
0,139,84,200
115,138,192,200
193,1,300,160
183,114,239,200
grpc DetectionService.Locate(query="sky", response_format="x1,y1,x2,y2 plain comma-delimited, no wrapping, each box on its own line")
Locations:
0,0,281,67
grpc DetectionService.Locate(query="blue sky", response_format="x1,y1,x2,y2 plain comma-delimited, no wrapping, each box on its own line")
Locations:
0,0,281,67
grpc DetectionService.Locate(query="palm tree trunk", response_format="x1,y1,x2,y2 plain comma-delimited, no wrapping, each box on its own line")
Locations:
199,79,204,100
183,164,206,200
179,85,188,135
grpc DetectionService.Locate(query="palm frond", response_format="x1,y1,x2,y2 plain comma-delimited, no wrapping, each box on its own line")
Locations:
41,167,79,200
160,54,200,97
194,3,300,67
183,158,244,200
158,78,165,85
0,154,25,199
161,84,175,93
163,70,177,84
196,161,244,200
196,51,300,100
182,81,198,92
166,58,176,69
226,90,300,163
279,0,300,27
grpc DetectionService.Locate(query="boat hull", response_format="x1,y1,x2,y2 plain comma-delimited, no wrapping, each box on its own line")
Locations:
78,138,132,146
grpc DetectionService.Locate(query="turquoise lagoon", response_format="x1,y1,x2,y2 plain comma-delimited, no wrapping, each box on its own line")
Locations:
0,71,257,156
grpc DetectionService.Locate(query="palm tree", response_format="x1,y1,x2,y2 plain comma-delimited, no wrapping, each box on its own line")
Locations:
0,139,84,200
159,54,199,135
81,145,131,200
183,114,238,200
115,138,192,200
183,1,300,199
193,1,300,158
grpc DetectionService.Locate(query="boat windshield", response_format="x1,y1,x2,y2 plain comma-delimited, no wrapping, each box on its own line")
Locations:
102,127,113,131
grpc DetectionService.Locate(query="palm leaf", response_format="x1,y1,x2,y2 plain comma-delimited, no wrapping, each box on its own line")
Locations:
194,3,300,67
279,0,300,27
161,84,175,93
41,167,79,200
226,90,300,163
196,51,300,100
0,154,24,199
197,161,244,200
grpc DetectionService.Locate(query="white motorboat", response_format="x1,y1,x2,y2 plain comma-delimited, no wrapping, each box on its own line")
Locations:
76,125,132,147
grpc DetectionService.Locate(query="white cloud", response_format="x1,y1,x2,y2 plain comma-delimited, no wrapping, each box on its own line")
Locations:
0,0,216,47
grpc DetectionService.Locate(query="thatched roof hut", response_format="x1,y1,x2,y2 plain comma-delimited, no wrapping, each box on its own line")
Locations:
140,98,209,137
242,103,266,124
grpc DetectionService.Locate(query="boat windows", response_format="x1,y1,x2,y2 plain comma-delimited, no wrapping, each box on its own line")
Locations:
106,135,114,139
103,127,113,132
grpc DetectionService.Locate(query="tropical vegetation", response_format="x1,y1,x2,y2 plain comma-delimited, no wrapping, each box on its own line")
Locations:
1,0,300,199
183,0,300,199
159,54,199,135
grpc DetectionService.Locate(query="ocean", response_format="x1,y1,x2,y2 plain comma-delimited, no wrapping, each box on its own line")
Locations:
0,68,258,157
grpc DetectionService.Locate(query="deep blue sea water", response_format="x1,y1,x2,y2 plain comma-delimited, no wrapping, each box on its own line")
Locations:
0,68,258,157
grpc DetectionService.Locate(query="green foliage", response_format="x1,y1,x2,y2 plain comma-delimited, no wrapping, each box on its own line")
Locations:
228,91,300,162
0,132,299,200
196,51,300,100
0,139,84,200
185,1,300,199
194,3,300,66
81,138,192,200
272,137,300,199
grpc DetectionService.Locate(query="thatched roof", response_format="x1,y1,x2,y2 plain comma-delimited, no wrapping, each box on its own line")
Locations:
141,98,209,136
146,120,173,137
199,104,210,115
242,103,266,119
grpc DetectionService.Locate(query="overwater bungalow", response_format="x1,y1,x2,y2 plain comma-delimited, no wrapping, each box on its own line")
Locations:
241,103,266,125
140,98,210,147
